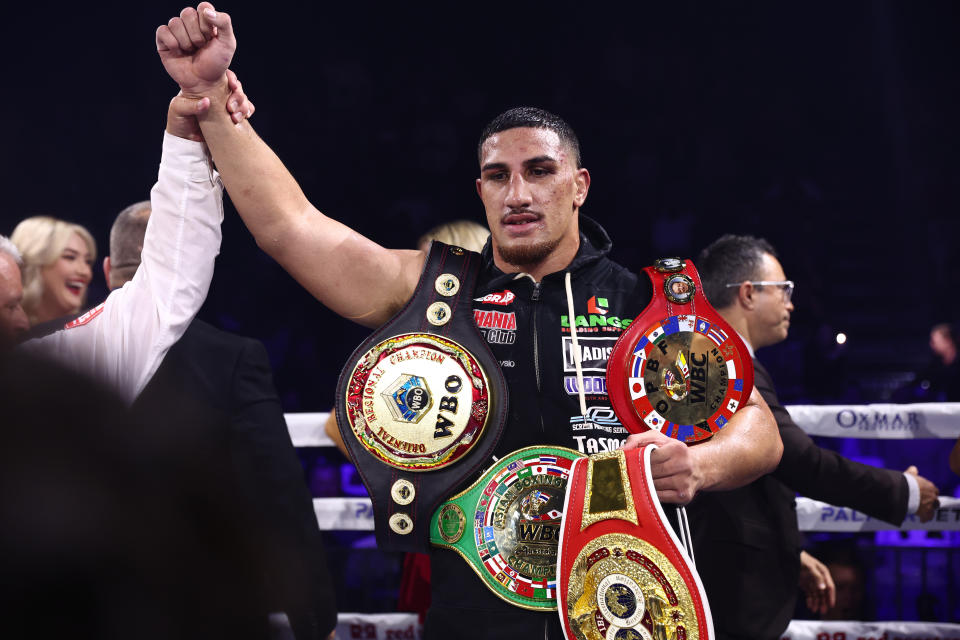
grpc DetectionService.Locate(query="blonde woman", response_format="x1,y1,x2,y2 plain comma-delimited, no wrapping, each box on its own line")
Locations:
416,219,490,254
11,216,96,325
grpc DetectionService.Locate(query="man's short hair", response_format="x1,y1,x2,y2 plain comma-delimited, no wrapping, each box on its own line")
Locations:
109,201,151,287
0,235,23,267
478,107,582,168
697,234,778,309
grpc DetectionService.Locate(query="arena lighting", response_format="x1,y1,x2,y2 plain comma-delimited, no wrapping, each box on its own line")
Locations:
836,332,847,345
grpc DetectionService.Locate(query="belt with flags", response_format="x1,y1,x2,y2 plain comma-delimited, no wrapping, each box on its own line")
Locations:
336,241,509,552
606,257,754,443
557,446,713,640
430,445,585,610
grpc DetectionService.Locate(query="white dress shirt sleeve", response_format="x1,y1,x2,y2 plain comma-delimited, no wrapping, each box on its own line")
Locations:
20,132,223,404
903,470,920,515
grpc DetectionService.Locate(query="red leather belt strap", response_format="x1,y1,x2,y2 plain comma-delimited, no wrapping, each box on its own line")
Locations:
557,445,713,640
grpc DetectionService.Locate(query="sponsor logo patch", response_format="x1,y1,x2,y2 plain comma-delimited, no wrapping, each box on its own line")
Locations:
570,406,626,434
474,309,517,330
64,303,105,329
480,328,516,345
563,375,608,396
561,294,631,333
475,290,516,306
560,314,633,332
587,296,608,315
570,435,626,454
562,336,618,372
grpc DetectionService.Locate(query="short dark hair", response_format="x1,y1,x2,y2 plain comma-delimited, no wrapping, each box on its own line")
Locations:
478,107,582,168
108,200,151,287
697,234,778,309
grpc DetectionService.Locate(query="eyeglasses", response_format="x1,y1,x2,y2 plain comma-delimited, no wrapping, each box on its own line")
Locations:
725,280,795,302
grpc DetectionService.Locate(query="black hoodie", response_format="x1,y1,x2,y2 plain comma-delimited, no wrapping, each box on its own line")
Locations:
426,215,653,639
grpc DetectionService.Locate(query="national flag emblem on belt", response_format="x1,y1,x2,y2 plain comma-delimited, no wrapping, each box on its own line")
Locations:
707,325,729,346
648,325,665,343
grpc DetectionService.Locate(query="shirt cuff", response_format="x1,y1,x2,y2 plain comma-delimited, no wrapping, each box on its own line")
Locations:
161,131,218,182
903,471,920,514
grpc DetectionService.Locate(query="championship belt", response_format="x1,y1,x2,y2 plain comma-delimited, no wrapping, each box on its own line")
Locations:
335,241,508,552
557,447,713,640
607,258,753,443
430,446,585,610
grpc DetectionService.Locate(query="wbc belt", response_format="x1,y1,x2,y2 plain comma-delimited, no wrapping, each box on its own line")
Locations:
607,258,753,443
335,242,508,552
430,446,585,610
557,447,713,640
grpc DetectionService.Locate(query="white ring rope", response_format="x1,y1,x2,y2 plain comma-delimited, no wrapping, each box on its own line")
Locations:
796,496,960,532
301,404,960,532
311,496,960,533
314,406,960,636
782,402,960,439
285,403,960,448
330,613,960,640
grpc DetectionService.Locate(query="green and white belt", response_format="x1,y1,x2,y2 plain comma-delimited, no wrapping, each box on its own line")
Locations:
430,445,585,611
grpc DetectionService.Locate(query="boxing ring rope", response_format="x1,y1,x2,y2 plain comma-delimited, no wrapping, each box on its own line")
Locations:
294,405,960,532
311,495,960,533
287,403,960,448
295,405,960,639
331,615,960,640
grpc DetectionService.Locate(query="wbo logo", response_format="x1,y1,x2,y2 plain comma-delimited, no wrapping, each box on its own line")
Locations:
382,374,432,423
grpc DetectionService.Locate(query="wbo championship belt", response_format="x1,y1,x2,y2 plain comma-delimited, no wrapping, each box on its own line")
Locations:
557,446,713,640
430,445,585,610
606,258,753,443
335,241,508,552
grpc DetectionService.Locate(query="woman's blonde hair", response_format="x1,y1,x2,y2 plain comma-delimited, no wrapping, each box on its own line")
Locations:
417,220,490,254
10,216,97,324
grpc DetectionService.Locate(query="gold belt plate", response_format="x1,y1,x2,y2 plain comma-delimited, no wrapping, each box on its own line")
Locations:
566,534,700,640
343,333,491,471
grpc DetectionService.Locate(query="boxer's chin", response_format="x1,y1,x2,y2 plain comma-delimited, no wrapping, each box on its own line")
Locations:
498,236,562,268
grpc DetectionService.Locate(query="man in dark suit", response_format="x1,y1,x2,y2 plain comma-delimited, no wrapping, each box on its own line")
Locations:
690,234,939,640
105,201,337,640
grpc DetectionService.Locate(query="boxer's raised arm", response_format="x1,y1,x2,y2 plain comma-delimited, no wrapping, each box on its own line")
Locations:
157,3,424,327
196,99,424,327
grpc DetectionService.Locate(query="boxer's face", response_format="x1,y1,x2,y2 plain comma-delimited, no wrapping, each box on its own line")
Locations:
476,127,588,271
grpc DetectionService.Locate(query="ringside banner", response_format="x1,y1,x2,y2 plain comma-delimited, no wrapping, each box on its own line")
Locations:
783,403,960,438
310,497,959,533
283,403,960,448
795,497,960,532
780,620,960,640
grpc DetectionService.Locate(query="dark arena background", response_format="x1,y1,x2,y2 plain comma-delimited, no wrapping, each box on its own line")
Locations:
2,0,959,633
